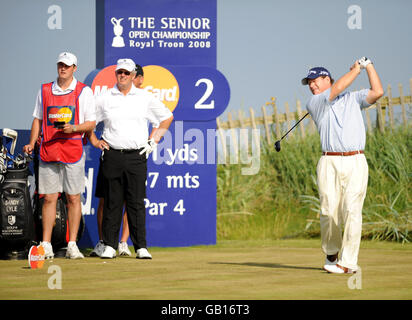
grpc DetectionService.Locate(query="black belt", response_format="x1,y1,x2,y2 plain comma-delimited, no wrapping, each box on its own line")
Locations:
110,148,142,153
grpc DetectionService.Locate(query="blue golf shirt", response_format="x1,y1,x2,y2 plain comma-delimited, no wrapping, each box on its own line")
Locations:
306,88,371,152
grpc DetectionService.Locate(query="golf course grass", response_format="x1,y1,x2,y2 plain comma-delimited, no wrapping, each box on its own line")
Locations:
1,239,412,300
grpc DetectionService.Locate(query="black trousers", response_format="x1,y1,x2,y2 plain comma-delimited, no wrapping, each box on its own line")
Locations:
101,148,147,250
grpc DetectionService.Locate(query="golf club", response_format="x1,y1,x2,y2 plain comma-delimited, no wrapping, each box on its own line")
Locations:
274,112,309,152
0,149,5,184
2,128,18,155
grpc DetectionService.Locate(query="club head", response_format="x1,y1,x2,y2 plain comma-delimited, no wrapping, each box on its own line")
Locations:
2,128,18,155
274,140,281,152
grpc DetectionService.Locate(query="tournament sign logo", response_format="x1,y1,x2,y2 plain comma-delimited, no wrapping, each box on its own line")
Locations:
28,244,45,269
111,17,125,48
91,65,179,112
46,106,76,126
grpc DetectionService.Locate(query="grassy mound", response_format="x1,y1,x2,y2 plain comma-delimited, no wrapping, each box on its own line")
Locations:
217,127,411,242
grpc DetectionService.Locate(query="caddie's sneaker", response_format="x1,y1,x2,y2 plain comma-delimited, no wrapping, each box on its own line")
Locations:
40,241,54,259
136,248,152,259
118,242,132,256
66,242,84,259
101,245,116,259
90,240,105,257
324,264,357,274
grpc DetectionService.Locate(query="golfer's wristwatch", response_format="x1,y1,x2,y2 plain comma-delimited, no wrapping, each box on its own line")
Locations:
73,125,77,132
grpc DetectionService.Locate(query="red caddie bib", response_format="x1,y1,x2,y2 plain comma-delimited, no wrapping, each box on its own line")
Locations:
40,81,86,163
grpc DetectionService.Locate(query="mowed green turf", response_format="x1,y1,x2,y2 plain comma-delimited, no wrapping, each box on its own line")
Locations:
1,239,411,300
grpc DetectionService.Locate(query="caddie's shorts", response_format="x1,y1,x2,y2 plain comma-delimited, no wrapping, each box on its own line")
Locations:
38,153,86,195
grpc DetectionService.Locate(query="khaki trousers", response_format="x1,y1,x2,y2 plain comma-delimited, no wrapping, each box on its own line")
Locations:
317,154,368,270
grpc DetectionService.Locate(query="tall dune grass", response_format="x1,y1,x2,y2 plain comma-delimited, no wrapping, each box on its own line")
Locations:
217,126,411,242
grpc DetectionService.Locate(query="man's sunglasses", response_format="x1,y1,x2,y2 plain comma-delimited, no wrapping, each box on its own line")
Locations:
116,70,131,75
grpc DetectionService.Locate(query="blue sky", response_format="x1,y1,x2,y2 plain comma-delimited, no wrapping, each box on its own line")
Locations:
217,0,412,122
1,0,411,129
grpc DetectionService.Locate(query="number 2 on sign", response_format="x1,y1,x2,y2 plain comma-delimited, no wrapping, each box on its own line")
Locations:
194,78,214,109
174,199,186,215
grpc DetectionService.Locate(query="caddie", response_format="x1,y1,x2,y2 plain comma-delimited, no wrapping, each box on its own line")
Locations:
23,52,96,259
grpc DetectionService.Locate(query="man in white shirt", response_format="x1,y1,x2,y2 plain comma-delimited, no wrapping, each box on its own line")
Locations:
303,58,383,273
88,63,149,258
95,58,173,259
23,52,96,259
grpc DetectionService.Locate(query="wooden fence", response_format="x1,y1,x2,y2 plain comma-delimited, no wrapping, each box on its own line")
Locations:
216,79,412,151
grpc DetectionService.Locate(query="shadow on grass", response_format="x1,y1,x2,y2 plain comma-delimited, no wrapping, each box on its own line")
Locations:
210,261,321,271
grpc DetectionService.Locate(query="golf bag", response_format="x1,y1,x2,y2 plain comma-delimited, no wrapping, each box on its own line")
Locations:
0,128,36,259
0,164,36,260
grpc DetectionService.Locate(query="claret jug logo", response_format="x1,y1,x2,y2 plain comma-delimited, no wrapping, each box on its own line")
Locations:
91,65,180,112
47,106,75,126
111,17,125,47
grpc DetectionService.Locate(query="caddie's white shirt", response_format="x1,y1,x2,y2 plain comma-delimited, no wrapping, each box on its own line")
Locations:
95,84,173,149
33,77,96,123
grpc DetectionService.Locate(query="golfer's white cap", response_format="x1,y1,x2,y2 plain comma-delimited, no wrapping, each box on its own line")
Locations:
115,58,136,72
57,52,77,66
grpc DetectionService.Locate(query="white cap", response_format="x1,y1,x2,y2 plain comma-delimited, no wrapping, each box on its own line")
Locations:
115,58,136,72
57,52,77,66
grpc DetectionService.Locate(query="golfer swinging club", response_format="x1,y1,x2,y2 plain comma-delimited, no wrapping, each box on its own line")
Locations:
302,57,383,273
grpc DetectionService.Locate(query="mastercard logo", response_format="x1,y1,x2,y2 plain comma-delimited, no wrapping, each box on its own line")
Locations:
28,244,45,269
91,65,117,94
142,65,179,112
47,106,75,126
91,64,179,112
